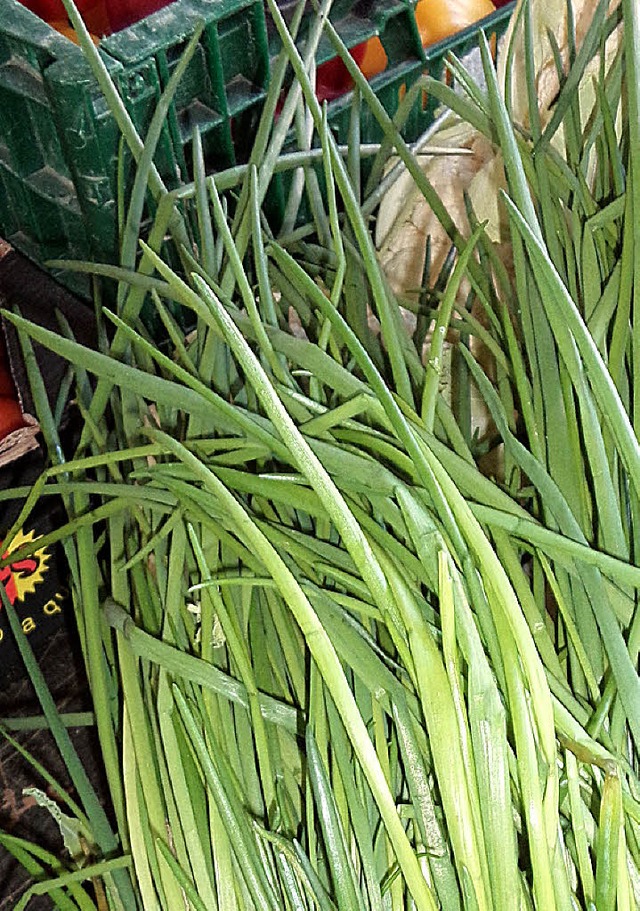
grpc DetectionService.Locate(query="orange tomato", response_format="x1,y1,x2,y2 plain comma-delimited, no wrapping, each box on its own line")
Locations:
357,36,388,81
47,20,101,43
415,0,496,47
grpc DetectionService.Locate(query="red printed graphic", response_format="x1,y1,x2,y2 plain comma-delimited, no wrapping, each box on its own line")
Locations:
0,530,50,606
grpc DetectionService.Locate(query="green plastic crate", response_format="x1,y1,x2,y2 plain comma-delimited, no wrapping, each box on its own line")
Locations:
0,0,270,294
0,0,513,296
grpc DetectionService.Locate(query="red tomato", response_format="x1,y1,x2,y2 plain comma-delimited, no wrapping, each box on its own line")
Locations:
82,0,110,35
315,38,388,102
19,0,67,19
415,0,496,47
105,0,175,32
19,0,110,35
316,56,353,103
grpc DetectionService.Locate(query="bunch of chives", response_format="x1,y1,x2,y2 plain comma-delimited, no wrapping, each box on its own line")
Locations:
2,1,640,909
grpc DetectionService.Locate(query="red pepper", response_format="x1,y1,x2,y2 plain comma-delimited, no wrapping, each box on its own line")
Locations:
0,396,25,440
0,338,15,398
0,339,24,440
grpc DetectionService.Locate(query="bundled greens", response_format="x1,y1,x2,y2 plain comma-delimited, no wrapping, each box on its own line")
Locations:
2,0,640,908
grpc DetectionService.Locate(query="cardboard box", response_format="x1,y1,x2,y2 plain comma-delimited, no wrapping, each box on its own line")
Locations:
0,245,95,682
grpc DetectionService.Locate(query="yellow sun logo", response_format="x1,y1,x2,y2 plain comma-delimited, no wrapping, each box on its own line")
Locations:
0,529,50,605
